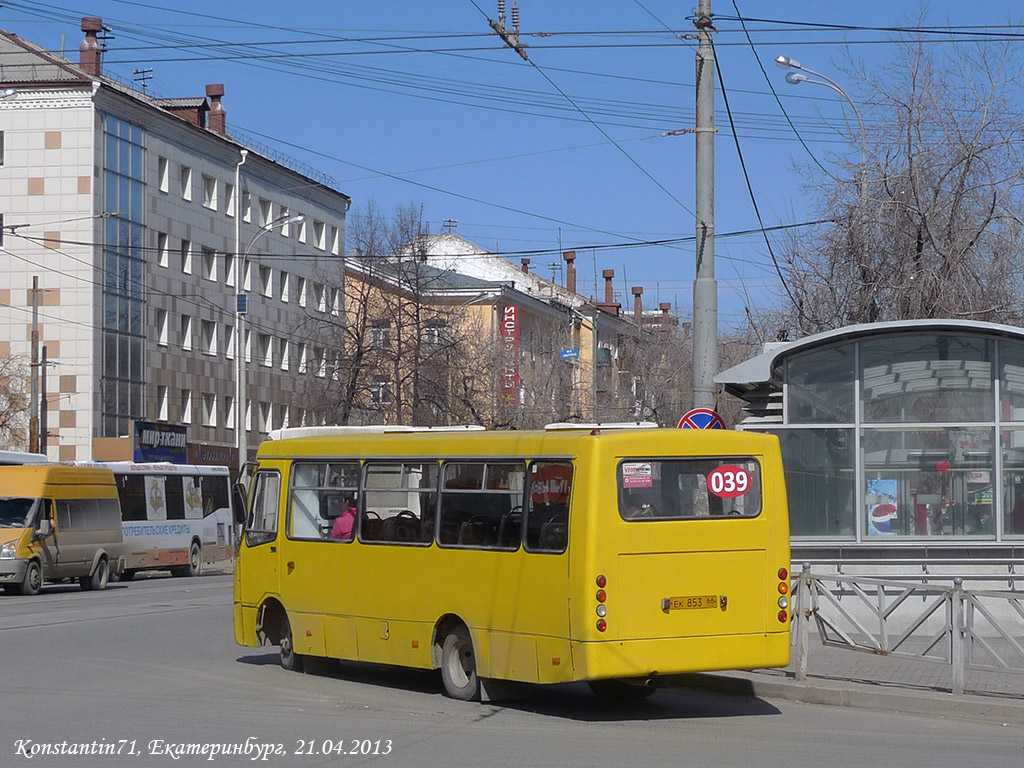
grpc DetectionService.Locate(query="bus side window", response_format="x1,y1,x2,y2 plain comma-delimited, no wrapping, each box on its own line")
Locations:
525,461,572,553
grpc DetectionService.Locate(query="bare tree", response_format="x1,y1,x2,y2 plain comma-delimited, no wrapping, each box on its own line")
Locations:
303,201,498,426
779,34,1024,334
0,355,29,448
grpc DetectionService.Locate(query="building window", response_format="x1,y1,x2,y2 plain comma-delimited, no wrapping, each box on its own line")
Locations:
100,114,146,438
258,198,272,227
370,379,392,409
180,165,192,201
225,252,235,287
157,156,168,192
258,333,272,367
244,328,251,363
225,394,235,430
313,347,326,378
297,276,307,307
156,232,169,268
181,239,192,274
245,399,252,432
225,182,235,217
313,220,326,250
330,226,340,256
258,402,272,433
280,338,290,371
202,174,217,210
180,315,193,351
297,342,307,374
201,320,217,356
242,189,251,222
243,259,252,291
224,324,235,360
202,247,217,282
180,389,193,424
280,205,291,237
156,309,168,346
297,218,307,244
259,266,272,298
314,282,326,312
331,288,340,316
157,385,168,421
279,271,290,302
202,393,217,427
370,321,391,351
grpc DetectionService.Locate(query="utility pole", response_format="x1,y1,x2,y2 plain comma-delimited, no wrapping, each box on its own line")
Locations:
29,276,40,452
692,0,718,410
40,345,48,454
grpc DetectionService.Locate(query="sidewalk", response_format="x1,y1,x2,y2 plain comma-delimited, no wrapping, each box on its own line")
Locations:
684,638,1024,724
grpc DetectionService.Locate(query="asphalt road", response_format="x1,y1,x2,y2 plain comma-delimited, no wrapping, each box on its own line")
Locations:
1,575,1021,768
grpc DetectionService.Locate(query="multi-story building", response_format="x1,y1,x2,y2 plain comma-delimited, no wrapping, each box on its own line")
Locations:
0,17,350,464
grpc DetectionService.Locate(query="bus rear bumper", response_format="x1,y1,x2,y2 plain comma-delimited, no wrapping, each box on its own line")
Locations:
570,632,791,682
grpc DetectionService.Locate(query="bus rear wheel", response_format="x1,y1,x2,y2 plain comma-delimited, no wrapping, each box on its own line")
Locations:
279,613,304,673
440,625,479,701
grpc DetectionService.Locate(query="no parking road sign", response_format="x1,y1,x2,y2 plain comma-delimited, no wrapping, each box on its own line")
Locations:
677,408,726,430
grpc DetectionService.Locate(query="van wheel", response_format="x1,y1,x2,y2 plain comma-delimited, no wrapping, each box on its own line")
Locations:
10,560,42,596
279,613,304,672
80,559,109,591
440,625,479,700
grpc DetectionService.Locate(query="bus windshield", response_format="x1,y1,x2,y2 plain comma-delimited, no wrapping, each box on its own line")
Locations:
0,497,39,527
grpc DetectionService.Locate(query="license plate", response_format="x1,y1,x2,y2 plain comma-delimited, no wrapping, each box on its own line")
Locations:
663,594,718,611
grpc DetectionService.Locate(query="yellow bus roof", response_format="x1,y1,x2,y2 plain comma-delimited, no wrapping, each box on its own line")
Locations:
256,427,780,460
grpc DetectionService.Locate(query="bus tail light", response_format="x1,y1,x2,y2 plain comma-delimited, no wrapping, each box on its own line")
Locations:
778,610,788,623
778,582,789,595
596,605,607,617
596,574,606,588
778,567,789,581
777,596,788,609
596,589,606,603
596,619,607,632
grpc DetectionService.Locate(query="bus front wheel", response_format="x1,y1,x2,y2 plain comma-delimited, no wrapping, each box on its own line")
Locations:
440,626,479,701
279,613,304,673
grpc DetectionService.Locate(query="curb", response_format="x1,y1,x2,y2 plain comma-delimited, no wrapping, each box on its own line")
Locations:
676,671,1024,725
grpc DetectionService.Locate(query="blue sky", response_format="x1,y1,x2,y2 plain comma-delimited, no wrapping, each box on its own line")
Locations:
2,0,1019,326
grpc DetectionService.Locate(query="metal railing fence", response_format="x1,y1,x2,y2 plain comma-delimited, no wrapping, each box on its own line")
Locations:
791,564,1024,694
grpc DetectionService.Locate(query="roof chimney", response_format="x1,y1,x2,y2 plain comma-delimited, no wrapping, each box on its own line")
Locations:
520,257,530,274
660,302,671,329
603,269,615,305
206,83,226,135
632,286,643,324
563,250,577,294
79,17,103,78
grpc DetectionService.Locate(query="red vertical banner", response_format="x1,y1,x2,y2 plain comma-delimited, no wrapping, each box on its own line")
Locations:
501,304,519,405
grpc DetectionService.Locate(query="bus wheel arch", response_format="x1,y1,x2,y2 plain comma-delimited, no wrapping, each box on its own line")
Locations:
257,599,304,672
433,616,479,701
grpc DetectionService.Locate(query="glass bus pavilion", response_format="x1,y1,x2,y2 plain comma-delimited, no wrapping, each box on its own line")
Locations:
717,320,1024,569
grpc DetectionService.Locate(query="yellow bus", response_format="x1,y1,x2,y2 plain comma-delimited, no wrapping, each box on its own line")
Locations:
233,424,791,700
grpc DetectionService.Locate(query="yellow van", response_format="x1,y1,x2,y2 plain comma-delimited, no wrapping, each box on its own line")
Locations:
0,465,125,595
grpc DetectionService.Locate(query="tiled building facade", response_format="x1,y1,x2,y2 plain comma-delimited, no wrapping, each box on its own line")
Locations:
0,17,350,463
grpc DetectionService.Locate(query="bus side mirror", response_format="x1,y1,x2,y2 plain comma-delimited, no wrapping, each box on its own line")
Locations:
231,482,247,526
34,518,51,540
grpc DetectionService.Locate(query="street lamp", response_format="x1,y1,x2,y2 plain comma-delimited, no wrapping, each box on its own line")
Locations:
233,174,305,473
775,55,868,203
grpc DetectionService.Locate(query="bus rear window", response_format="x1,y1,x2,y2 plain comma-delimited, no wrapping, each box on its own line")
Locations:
618,458,762,521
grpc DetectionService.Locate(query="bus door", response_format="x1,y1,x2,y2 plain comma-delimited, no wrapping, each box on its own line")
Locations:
242,469,284,611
